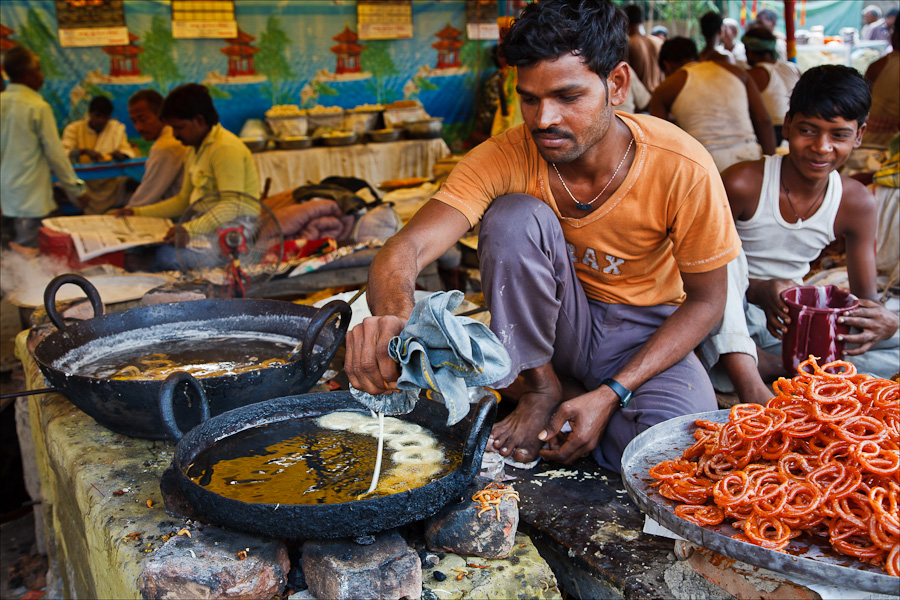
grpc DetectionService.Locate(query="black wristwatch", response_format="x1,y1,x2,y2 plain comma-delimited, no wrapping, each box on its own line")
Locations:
601,378,632,408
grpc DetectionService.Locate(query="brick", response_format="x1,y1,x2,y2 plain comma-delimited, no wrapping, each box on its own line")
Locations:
303,531,421,600
425,476,518,559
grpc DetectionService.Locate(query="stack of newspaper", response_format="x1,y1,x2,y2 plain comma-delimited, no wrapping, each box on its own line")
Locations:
41,215,173,262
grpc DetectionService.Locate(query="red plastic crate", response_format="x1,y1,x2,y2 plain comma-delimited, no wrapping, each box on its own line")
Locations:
38,227,125,270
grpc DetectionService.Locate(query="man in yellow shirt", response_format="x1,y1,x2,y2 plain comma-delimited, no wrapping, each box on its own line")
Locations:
119,83,259,271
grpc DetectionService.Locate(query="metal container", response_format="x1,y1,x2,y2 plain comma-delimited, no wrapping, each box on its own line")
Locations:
240,137,269,152
403,118,443,139
320,131,360,147
274,136,313,150
160,381,498,540
367,128,402,143
32,274,351,440
620,410,897,595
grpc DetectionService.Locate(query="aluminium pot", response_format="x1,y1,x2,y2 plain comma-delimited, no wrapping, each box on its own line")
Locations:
159,373,498,541
32,273,350,440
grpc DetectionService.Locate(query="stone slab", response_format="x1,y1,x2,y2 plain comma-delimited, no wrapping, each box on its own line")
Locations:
422,532,561,599
509,460,698,600
140,524,290,599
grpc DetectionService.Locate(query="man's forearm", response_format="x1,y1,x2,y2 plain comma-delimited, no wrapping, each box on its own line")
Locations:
611,294,723,392
612,268,727,393
366,234,420,320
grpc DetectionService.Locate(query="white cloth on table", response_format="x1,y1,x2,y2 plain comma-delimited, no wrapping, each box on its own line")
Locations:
669,61,761,172
252,138,451,197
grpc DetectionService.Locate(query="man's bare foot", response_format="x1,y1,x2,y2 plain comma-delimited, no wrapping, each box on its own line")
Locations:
490,365,562,464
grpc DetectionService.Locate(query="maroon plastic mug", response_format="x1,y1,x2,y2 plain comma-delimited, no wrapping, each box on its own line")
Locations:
780,285,859,374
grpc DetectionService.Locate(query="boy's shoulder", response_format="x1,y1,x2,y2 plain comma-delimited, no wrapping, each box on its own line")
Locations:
837,171,876,208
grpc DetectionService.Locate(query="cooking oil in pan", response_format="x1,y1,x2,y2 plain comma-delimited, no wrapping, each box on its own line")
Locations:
184,415,462,505
79,337,296,379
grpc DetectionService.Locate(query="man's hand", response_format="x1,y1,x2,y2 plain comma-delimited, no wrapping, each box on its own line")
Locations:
111,151,129,162
839,299,900,355
82,149,102,162
748,278,795,338
344,315,406,394
163,225,189,248
113,207,135,218
537,387,620,464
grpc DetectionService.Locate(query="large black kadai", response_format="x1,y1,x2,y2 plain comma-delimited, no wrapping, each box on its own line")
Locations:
158,373,498,541
32,273,351,439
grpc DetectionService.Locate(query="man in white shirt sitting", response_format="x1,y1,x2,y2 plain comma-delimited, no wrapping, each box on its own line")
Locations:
124,89,185,209
61,96,137,214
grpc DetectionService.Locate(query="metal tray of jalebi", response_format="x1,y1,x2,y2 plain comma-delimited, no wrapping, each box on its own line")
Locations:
621,409,897,595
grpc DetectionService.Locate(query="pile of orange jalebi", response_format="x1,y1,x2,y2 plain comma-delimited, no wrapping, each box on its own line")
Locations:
649,356,899,577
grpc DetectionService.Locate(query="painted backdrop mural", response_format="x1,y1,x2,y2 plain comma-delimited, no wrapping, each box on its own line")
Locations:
0,0,499,151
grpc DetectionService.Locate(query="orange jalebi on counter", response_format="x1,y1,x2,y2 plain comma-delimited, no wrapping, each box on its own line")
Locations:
649,356,900,576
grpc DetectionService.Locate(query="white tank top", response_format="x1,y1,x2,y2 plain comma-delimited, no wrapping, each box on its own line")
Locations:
736,154,842,283
670,62,758,152
756,62,789,126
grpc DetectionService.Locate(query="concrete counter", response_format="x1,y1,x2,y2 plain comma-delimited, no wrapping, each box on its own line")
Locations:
15,327,282,599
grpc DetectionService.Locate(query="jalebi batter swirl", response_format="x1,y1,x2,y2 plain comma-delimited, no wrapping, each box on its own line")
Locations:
111,353,287,380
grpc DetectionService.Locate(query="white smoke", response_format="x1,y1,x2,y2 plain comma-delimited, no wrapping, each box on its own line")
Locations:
0,248,72,301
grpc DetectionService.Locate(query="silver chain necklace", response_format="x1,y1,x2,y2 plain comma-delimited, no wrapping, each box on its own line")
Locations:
552,138,634,211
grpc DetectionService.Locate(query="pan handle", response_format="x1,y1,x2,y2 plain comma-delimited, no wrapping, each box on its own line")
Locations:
158,371,211,442
293,300,352,370
44,273,104,331
459,392,499,482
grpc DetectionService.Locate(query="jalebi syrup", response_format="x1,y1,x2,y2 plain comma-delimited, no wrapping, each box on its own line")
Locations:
184,417,461,504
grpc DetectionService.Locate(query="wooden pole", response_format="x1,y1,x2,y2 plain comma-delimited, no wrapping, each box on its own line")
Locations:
784,0,796,61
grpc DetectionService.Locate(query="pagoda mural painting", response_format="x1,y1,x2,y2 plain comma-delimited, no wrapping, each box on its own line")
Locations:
304,23,372,108
404,21,466,103
84,30,151,84
205,27,266,84
432,23,462,70
0,23,17,78
314,24,371,82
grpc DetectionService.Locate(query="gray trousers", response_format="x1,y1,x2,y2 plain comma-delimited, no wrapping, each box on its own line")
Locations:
478,194,717,472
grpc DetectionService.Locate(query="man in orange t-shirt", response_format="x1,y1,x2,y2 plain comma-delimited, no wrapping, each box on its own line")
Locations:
345,0,740,473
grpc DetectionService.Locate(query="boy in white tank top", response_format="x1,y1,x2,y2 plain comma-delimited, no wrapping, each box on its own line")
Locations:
700,65,900,404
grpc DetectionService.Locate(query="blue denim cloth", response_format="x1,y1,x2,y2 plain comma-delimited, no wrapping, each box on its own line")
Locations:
350,290,510,425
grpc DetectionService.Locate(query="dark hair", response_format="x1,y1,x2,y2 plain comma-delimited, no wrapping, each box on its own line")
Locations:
699,11,724,39
756,8,778,24
742,25,777,59
658,37,698,69
500,0,628,80
160,83,219,126
789,65,871,127
623,4,642,26
128,88,164,114
88,95,113,116
2,46,36,82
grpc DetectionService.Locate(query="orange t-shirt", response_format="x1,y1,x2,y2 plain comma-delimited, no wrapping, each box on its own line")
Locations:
434,112,741,306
